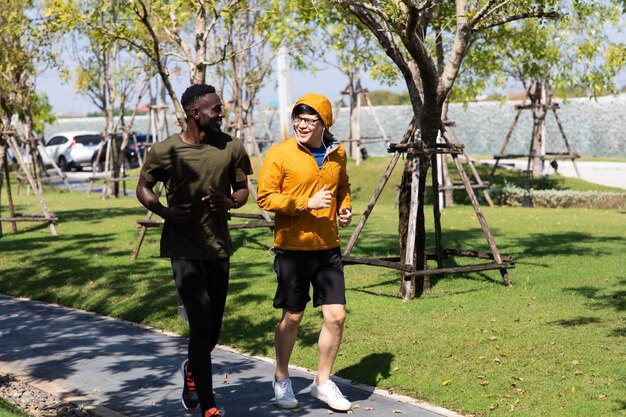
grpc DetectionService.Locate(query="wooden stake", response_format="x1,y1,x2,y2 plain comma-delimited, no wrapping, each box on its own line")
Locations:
6,136,57,235
343,119,416,256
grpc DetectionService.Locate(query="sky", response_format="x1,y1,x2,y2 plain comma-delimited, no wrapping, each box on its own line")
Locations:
35,58,407,116
36,15,626,117
37,59,626,117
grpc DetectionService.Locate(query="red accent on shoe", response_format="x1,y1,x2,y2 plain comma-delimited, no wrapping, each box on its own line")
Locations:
184,361,196,390
204,407,221,417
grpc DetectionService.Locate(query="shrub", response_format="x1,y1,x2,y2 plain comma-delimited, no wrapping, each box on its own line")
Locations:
489,182,626,208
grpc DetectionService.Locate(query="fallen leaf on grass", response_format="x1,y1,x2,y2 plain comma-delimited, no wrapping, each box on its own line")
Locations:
479,380,490,386
442,379,452,386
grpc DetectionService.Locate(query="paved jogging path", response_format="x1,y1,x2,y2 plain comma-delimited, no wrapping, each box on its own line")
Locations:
0,295,459,417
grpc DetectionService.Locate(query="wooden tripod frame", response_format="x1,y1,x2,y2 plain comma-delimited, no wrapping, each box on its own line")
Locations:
489,102,581,179
342,123,513,298
1,131,58,237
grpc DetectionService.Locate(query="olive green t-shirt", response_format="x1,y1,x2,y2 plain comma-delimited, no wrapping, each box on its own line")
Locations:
140,132,252,259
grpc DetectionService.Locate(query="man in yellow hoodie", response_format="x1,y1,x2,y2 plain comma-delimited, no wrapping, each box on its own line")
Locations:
257,93,353,411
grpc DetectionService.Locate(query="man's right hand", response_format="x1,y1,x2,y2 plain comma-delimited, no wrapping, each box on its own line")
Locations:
307,184,333,210
165,203,193,225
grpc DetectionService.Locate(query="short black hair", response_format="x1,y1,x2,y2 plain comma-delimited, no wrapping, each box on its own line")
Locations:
181,84,217,112
291,104,321,122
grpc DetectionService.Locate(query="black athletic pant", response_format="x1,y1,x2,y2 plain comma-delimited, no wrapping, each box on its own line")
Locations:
172,258,229,412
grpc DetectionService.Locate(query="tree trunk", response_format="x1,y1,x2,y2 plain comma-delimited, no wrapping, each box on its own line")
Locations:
530,80,548,178
348,74,362,165
398,105,441,298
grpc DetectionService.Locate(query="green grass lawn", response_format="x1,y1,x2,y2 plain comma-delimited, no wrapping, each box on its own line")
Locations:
0,398,30,417
0,157,624,417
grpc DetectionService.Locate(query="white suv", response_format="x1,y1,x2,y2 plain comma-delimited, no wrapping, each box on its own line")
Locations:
39,131,103,171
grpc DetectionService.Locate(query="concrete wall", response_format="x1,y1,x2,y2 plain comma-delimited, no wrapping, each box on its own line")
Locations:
44,93,626,158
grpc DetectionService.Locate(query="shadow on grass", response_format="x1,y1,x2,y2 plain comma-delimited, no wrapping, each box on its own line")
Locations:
549,316,603,327
335,352,394,387
0,206,271,329
559,278,626,338
343,224,626,301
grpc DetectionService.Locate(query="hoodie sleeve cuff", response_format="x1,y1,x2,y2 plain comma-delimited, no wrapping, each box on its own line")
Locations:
297,196,310,212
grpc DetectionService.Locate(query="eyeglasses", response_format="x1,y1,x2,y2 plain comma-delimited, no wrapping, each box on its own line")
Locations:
292,116,320,127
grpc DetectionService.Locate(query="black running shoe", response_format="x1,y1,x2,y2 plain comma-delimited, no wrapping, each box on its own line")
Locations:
181,359,200,412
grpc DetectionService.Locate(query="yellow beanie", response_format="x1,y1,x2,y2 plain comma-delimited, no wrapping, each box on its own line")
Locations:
294,93,333,128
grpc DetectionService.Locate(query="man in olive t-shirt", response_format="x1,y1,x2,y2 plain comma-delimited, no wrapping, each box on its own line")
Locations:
136,84,252,417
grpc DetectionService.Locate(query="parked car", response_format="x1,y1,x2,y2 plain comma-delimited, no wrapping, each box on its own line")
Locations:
39,131,102,171
123,133,153,168
93,133,154,171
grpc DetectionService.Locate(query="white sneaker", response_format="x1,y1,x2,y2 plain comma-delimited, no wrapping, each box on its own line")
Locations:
310,379,352,411
273,377,298,409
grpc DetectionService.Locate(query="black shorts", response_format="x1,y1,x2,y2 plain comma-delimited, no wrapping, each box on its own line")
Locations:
273,247,346,311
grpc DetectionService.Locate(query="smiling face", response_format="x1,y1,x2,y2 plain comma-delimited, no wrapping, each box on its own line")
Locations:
292,111,324,148
194,93,225,133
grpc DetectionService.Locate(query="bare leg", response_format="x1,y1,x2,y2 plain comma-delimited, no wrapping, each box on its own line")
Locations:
316,304,346,384
275,309,304,380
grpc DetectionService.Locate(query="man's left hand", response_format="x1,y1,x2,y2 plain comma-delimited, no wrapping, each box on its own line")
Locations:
338,207,352,227
202,187,231,212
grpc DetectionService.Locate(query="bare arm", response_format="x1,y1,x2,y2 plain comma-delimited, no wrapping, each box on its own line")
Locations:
136,176,192,224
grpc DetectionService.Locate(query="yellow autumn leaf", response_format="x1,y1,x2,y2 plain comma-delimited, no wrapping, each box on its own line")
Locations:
442,379,452,386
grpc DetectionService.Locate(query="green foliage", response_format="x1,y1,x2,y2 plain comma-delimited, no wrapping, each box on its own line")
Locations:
456,0,625,101
367,90,411,106
0,1,60,125
26,93,56,134
489,182,626,208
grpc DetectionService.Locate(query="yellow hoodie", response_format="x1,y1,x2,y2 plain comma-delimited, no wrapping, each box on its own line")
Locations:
257,94,351,250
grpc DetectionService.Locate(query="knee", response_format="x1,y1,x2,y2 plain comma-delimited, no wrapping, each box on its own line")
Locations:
280,311,304,329
324,309,346,329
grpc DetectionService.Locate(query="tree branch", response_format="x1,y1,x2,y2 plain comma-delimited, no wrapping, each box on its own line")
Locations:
470,0,501,26
332,0,390,21
474,11,559,31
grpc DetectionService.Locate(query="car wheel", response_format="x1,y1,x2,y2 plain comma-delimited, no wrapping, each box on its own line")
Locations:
58,156,68,171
